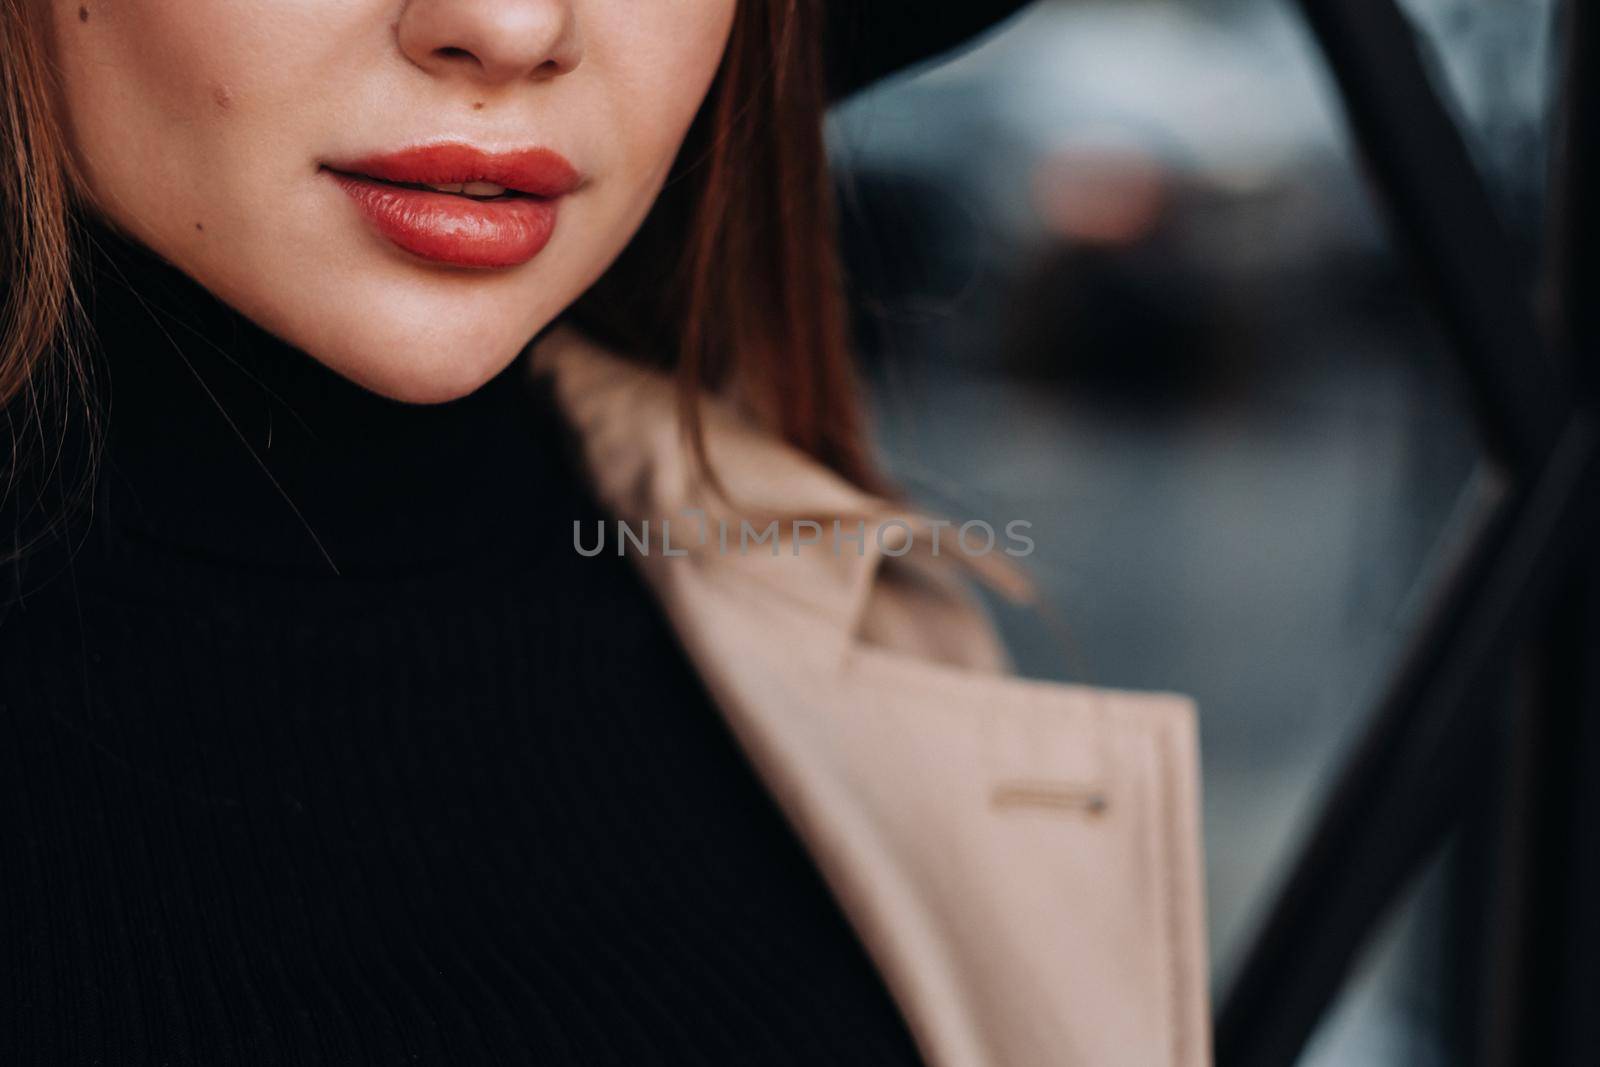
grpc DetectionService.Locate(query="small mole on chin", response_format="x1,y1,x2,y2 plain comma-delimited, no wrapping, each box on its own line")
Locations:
78,5,89,22
472,102,484,111
211,84,233,110
195,222,204,232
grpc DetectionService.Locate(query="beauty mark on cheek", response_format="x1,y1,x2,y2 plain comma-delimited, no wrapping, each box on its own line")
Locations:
78,6,88,22
212,84,233,111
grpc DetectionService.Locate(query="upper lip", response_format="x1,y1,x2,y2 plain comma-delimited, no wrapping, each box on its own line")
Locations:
323,141,582,198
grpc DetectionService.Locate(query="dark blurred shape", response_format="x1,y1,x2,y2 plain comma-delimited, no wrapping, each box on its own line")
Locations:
835,166,986,370
998,147,1221,406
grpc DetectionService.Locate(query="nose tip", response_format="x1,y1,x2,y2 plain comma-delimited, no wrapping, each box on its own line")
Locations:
397,0,581,86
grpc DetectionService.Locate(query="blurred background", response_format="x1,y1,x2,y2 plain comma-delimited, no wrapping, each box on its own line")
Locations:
826,0,1562,1062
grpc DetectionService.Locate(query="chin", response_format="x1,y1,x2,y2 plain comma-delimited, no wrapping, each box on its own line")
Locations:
340,336,528,406
355,359,513,406
175,220,568,408
296,307,541,406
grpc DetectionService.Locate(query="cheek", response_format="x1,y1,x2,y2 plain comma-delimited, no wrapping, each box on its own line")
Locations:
589,1,737,183
59,3,251,146
53,3,344,231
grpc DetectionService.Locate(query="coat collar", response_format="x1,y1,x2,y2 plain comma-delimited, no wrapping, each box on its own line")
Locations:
529,324,1212,1067
528,323,1033,668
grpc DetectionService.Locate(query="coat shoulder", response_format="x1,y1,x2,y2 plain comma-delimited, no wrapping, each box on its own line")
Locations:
528,323,1213,1067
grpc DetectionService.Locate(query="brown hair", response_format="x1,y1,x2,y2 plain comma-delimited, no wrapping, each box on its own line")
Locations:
573,0,883,493
0,0,882,523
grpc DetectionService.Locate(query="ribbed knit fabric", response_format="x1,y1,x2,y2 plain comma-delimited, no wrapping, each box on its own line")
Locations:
0,218,926,1066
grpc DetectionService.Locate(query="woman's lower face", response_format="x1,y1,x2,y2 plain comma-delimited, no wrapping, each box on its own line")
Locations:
48,0,737,403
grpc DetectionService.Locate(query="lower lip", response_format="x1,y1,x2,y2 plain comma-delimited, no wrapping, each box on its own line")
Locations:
327,171,562,269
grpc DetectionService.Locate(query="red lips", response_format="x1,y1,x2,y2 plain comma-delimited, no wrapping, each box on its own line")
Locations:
324,143,582,269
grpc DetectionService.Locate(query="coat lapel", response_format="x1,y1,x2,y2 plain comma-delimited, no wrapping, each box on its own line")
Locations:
530,326,1212,1067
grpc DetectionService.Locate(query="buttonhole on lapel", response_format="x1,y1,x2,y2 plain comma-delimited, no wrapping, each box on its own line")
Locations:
990,781,1109,816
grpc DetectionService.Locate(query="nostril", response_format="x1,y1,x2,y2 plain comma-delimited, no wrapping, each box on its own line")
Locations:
397,10,581,85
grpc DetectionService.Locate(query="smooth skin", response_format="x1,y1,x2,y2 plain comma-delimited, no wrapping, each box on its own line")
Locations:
49,0,737,403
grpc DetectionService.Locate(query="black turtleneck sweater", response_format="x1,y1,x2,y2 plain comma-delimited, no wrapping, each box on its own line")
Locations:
0,219,924,1066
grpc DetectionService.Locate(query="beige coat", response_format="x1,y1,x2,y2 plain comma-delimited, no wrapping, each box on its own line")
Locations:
530,325,1212,1067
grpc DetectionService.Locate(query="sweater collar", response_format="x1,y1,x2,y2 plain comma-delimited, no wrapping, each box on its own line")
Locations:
75,213,590,579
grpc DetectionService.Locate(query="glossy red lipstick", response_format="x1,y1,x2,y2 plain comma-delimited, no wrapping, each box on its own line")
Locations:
324,143,581,269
